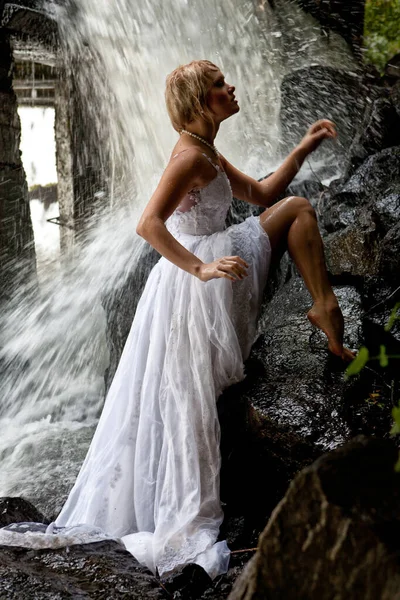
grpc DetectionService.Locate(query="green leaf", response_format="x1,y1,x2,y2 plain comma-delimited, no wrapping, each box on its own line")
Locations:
395,454,400,473
391,406,400,435
345,347,369,378
390,422,400,435
385,302,400,332
379,345,389,368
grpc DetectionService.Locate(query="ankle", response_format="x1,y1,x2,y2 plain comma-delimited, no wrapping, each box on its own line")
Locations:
312,294,339,310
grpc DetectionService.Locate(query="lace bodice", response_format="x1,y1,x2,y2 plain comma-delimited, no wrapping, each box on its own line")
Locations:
167,157,233,236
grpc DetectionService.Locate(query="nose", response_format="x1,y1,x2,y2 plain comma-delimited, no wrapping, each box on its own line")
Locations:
228,84,235,93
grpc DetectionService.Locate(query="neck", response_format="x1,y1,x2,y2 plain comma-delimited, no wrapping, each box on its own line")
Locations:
184,121,219,144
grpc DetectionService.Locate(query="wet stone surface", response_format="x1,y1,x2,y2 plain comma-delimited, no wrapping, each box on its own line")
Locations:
228,437,400,600
0,540,165,599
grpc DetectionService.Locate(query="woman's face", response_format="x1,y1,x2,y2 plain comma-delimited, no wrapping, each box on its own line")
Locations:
205,69,239,123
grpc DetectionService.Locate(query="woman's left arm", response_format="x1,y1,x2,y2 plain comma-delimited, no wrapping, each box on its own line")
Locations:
221,119,337,208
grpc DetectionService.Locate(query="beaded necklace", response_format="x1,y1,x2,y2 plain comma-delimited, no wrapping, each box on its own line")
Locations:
180,129,219,157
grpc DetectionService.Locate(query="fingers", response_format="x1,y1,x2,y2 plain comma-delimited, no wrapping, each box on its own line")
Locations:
314,128,331,141
222,256,249,279
199,256,249,282
310,119,337,138
217,256,249,281
216,268,236,282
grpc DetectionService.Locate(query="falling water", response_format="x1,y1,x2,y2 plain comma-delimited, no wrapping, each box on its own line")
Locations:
0,0,360,516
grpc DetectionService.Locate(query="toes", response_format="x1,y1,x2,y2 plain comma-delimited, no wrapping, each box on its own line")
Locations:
342,347,356,363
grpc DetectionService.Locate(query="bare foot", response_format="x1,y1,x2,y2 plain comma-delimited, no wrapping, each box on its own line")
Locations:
307,298,354,362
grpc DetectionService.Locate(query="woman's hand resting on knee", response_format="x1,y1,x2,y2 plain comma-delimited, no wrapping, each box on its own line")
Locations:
197,256,249,282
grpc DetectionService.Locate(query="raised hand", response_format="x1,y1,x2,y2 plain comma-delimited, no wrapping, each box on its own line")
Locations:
299,119,337,155
197,255,249,282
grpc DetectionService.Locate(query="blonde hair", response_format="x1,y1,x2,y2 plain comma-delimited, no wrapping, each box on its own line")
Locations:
165,60,219,132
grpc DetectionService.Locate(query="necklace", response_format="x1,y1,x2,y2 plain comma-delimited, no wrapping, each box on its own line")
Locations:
180,129,219,157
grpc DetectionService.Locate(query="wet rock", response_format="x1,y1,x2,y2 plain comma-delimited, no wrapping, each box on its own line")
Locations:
379,221,400,282
250,278,363,447
0,495,247,600
218,276,397,542
161,563,212,599
324,220,380,276
228,436,400,600
391,80,400,119
322,146,400,233
0,497,47,527
0,540,165,599
319,146,400,277
346,92,400,174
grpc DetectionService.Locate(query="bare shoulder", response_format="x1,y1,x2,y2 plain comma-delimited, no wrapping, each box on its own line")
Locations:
165,146,218,189
138,146,220,225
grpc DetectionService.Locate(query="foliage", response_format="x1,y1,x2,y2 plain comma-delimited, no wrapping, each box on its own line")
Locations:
29,183,57,192
363,0,400,73
346,302,400,470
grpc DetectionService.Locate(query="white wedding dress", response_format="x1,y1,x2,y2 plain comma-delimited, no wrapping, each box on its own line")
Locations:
0,154,271,580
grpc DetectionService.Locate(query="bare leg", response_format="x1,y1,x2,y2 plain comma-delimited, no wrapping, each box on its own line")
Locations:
260,196,354,361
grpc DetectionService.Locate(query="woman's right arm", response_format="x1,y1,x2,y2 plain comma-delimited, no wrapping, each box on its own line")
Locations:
136,149,248,282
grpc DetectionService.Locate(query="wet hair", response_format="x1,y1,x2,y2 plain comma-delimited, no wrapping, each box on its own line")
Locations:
165,60,219,132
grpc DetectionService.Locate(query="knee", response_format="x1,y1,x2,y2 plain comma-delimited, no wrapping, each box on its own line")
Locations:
287,196,316,218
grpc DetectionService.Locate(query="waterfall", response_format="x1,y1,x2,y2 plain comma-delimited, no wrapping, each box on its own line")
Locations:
0,0,359,516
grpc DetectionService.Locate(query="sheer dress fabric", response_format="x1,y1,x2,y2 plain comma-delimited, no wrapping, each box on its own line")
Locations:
0,154,271,579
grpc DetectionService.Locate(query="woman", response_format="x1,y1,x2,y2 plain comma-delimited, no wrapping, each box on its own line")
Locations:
0,60,352,580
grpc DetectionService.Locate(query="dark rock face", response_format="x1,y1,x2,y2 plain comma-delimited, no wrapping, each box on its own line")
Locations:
0,31,36,302
228,437,400,600
321,146,400,277
345,90,400,175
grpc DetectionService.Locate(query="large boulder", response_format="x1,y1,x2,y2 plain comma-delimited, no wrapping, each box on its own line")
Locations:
0,497,47,527
229,436,400,600
321,146,400,277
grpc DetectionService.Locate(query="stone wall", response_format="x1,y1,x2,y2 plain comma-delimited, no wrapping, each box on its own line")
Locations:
0,31,35,301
